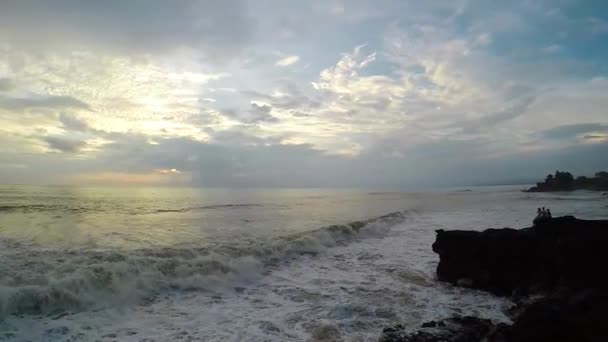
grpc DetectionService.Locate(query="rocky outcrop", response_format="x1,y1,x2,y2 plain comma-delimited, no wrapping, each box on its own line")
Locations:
379,216,608,342
526,170,608,192
379,317,495,342
432,216,608,296
381,290,608,342
433,216,608,296
494,291,608,342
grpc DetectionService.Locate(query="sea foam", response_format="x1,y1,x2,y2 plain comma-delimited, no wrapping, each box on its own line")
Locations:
0,211,407,318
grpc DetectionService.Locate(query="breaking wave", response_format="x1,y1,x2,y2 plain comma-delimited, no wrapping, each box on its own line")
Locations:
150,203,267,214
0,203,271,215
0,204,97,214
0,211,408,318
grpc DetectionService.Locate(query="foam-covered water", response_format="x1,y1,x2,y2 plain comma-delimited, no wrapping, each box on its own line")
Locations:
1,185,606,341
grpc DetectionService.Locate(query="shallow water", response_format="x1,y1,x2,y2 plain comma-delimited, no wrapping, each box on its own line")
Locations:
1,185,606,341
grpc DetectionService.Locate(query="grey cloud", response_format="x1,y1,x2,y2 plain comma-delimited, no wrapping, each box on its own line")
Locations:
291,111,312,117
354,97,391,112
2,125,607,187
0,78,13,92
362,135,608,187
543,123,608,139
479,97,534,125
0,94,91,112
458,97,535,134
502,84,535,101
44,136,87,153
588,17,608,35
0,0,255,62
207,127,285,146
248,103,277,123
240,90,276,102
91,133,353,187
242,84,322,111
185,110,224,127
59,112,89,131
220,104,278,124
90,133,608,187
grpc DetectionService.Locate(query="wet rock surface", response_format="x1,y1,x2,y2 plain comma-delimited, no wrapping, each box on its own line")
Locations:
379,216,608,342
432,216,608,295
379,316,494,342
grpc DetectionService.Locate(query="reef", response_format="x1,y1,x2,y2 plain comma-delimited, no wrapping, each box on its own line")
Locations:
380,216,608,342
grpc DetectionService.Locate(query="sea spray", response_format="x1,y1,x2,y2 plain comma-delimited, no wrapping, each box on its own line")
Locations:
0,211,407,318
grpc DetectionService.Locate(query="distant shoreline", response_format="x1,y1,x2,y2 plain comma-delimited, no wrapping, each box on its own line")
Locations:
524,170,608,192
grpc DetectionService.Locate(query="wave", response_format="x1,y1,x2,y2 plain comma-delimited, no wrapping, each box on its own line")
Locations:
0,211,409,318
0,203,270,215
150,203,266,214
0,204,95,214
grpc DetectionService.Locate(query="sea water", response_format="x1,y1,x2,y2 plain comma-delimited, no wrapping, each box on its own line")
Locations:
0,185,606,341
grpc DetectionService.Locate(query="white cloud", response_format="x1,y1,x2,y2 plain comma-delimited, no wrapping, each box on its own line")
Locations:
588,17,608,35
542,44,562,53
0,0,606,186
474,32,492,46
275,55,300,66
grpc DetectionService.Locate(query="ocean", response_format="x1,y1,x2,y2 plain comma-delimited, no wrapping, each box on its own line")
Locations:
1,185,606,341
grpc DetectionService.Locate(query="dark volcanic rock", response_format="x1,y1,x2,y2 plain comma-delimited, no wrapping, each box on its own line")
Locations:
379,316,494,342
495,290,608,342
526,170,608,192
379,292,608,342
432,216,608,296
378,216,608,342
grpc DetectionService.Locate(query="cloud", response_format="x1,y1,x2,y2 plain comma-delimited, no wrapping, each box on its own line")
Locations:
247,103,278,123
588,17,608,35
59,112,89,132
0,78,13,92
457,96,536,133
0,0,607,186
72,170,188,186
276,55,300,66
584,134,608,142
0,94,91,112
543,123,608,140
219,103,278,124
158,168,181,175
542,44,562,54
0,0,256,62
474,32,492,46
43,136,87,153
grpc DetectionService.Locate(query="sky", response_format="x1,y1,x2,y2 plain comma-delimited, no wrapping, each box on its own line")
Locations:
0,0,607,187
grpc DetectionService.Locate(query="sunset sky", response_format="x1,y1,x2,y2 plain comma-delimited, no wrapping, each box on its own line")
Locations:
1,0,607,187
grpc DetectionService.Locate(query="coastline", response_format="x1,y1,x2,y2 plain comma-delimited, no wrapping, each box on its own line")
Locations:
380,216,608,342
525,171,608,192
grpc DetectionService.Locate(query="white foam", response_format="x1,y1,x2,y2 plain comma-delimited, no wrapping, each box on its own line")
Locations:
2,189,607,341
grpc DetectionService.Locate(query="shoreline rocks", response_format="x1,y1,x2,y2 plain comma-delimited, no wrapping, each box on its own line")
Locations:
380,317,496,342
525,170,608,192
380,216,608,342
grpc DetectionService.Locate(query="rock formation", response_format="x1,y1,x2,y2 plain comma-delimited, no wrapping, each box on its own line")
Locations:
526,170,608,192
380,216,608,342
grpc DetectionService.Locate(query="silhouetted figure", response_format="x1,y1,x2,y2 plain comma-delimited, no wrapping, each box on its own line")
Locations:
534,206,552,225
